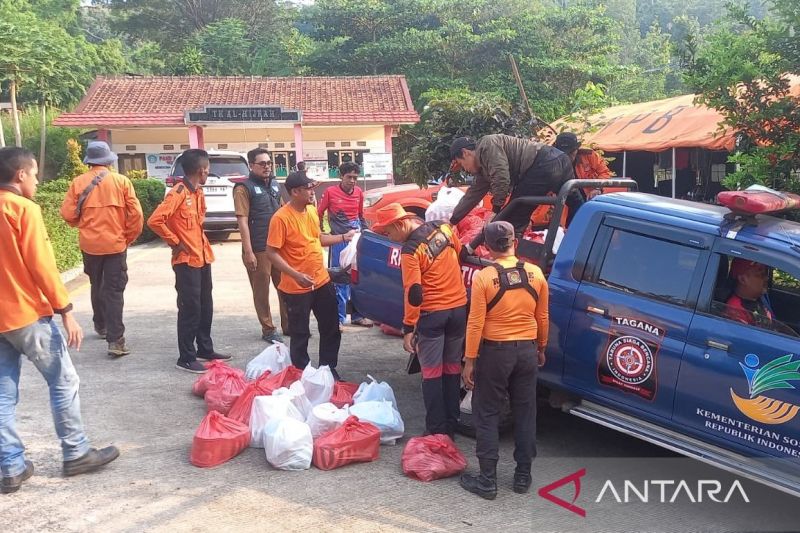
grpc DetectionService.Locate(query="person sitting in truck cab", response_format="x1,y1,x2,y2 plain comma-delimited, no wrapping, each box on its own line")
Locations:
724,259,774,327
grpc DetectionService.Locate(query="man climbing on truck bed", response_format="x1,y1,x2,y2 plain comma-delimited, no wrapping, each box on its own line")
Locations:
448,134,583,233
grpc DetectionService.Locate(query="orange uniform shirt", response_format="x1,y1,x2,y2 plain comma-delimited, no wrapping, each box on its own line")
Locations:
574,149,612,180
60,167,144,255
267,204,330,294
401,222,467,332
147,180,214,267
0,188,72,333
465,255,549,359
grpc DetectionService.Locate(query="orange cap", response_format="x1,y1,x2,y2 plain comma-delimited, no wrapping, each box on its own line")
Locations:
371,203,415,233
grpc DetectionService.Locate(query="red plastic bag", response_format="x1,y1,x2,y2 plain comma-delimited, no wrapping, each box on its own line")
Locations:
260,365,303,395
379,324,403,337
190,410,250,468
455,208,494,259
205,372,247,415
312,416,380,470
402,434,467,481
330,381,359,408
191,360,245,398
227,372,272,425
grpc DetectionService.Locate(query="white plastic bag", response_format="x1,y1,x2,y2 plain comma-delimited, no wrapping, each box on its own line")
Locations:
273,381,313,420
339,232,361,270
245,342,290,380
425,187,465,222
353,375,398,410
301,365,335,407
306,402,350,438
249,395,305,448
349,400,404,445
460,390,473,415
263,418,313,470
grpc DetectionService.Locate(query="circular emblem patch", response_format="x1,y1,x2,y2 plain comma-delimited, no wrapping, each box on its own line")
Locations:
606,336,653,384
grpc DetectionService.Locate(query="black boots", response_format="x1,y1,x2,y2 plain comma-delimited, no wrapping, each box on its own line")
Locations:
63,446,120,477
513,463,533,494
460,459,497,500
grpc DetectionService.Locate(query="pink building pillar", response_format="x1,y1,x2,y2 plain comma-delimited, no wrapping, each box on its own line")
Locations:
188,125,205,149
294,123,304,167
96,129,110,143
384,125,394,186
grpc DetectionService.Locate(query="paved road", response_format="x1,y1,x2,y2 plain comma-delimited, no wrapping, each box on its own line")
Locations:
2,236,798,532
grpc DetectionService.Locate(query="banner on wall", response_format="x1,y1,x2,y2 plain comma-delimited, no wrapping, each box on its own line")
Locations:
362,153,392,175
146,153,178,179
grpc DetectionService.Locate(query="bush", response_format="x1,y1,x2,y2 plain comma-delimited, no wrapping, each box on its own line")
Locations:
132,178,166,244
38,178,71,194
35,190,81,272
58,138,89,181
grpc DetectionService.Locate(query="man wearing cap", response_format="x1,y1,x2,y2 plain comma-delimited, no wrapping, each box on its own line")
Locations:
265,171,355,379
449,134,583,232
60,141,143,357
554,132,612,199
724,259,774,327
373,202,467,437
234,147,289,343
460,221,548,500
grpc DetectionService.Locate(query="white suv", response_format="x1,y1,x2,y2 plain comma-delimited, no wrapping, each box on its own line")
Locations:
167,150,249,238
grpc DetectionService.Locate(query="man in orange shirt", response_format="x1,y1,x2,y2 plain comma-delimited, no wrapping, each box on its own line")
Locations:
554,132,612,198
60,141,143,357
460,221,548,500
373,203,467,437
0,148,119,493
148,149,229,373
265,171,354,379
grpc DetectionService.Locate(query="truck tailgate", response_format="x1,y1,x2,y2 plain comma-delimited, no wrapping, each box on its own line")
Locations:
351,231,405,330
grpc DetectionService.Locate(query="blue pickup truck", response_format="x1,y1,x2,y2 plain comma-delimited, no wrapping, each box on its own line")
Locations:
350,180,800,496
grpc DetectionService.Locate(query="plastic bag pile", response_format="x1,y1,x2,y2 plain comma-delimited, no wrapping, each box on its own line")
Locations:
188,348,409,472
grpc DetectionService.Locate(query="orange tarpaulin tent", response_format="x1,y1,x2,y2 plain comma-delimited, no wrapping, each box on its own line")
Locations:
554,93,735,152
554,74,800,153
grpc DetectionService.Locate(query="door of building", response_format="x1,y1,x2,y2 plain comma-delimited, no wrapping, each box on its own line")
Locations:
273,152,289,177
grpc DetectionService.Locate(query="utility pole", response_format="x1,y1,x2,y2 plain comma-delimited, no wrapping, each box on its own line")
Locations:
508,54,557,138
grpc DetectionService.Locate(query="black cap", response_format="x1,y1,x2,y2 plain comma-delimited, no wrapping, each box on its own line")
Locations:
450,137,477,160
484,221,515,251
554,132,580,153
284,171,316,191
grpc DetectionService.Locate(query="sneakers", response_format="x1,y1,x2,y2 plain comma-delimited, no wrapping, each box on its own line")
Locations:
1,461,34,494
350,318,374,327
176,360,208,373
196,352,232,361
107,337,131,357
94,325,107,340
63,446,120,477
262,332,285,344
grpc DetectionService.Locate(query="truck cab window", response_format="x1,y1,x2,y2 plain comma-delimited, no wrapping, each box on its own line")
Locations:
595,229,701,306
711,255,800,337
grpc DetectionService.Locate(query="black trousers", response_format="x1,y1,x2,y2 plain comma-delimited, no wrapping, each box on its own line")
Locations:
474,340,538,466
416,306,467,435
173,263,214,363
82,250,128,343
507,146,583,232
280,282,341,370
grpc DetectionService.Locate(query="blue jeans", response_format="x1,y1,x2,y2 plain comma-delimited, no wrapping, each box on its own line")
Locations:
329,239,363,324
0,317,90,477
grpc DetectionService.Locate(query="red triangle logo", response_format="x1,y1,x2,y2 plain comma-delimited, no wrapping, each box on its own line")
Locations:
537,468,587,517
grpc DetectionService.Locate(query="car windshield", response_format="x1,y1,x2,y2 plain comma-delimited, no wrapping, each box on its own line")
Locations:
173,157,248,177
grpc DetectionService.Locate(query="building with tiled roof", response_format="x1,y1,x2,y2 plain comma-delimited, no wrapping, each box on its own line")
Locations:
55,75,420,180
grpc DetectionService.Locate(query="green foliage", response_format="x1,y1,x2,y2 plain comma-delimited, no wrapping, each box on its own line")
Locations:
38,178,70,194
0,108,83,180
126,169,148,180
35,190,81,272
191,18,252,75
58,139,89,181
398,89,531,186
686,0,800,191
131,178,165,244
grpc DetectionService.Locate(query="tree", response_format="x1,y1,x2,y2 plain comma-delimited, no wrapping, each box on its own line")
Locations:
686,0,800,192
397,89,532,186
